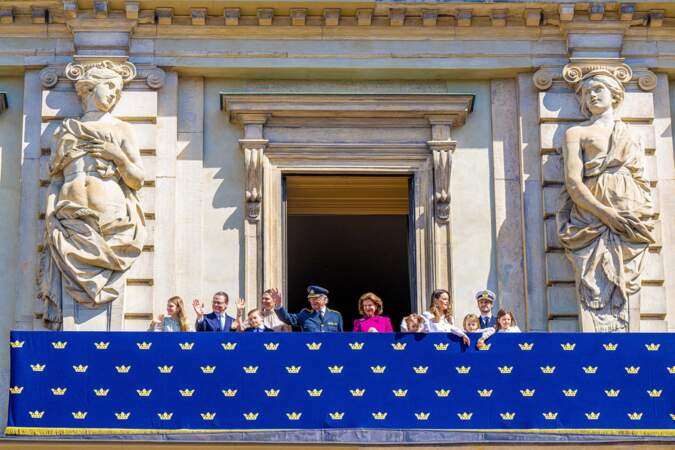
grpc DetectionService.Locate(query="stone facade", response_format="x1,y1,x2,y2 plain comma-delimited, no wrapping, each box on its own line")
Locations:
1,0,675,424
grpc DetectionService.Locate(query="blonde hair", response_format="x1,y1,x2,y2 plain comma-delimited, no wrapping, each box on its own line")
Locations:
463,313,480,331
168,296,189,332
403,314,424,331
427,289,453,323
358,292,383,316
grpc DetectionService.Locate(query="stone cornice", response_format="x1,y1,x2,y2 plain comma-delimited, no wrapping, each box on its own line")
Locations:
0,2,674,38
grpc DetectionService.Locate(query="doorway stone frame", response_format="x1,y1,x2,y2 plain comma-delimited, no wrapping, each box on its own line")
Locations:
221,93,474,313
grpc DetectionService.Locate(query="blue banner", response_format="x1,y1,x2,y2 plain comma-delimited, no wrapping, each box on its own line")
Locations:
6,331,675,436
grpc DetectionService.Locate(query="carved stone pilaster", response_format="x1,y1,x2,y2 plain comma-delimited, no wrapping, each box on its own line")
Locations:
428,140,456,223
240,139,268,222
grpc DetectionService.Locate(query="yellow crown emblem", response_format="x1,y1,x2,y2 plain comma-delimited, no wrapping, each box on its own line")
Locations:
222,389,238,397
391,342,407,350
518,342,534,350
329,412,344,420
371,365,386,374
582,366,598,374
498,366,513,374
115,365,131,373
265,388,280,397
455,366,471,374
158,365,173,374
627,412,643,421
286,366,301,374
392,389,408,397
72,411,87,420
158,412,173,421
372,411,388,420
562,389,577,397
115,412,130,420
561,342,576,351
670,413,675,421
29,410,44,419
94,341,109,350
73,364,88,373
477,389,493,397
603,343,618,351
434,343,449,351
478,343,492,351
201,365,216,374
9,386,23,394
51,387,66,396
30,363,45,372
136,342,152,350
585,412,600,420
328,365,343,374
645,343,660,351
179,342,194,350
243,365,258,374
51,341,67,349
179,389,195,397
136,388,152,397
435,389,450,397
415,412,430,421
647,389,662,398
540,366,556,374
667,366,675,374
286,412,302,420
307,389,323,397
10,340,24,348
201,412,216,421
350,388,365,397
457,412,473,421
221,342,237,350
414,366,429,374
264,342,279,351
500,412,516,420
520,389,535,397
348,342,364,350
625,366,640,374
243,412,259,421
542,412,558,420
306,342,322,350
93,388,109,397
605,389,620,397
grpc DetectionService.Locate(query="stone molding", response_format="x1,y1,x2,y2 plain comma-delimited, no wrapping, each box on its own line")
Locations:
533,61,658,92
39,58,166,90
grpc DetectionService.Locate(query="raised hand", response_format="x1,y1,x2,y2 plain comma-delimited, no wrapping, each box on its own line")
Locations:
192,298,205,318
463,335,470,346
270,288,282,308
236,298,245,317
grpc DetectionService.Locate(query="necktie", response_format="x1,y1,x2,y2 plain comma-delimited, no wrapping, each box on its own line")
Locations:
219,315,225,331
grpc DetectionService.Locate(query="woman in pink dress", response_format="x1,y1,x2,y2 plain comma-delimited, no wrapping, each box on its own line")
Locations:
352,292,394,332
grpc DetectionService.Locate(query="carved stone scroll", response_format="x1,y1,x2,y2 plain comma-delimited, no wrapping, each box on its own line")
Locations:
428,140,456,223
240,139,267,222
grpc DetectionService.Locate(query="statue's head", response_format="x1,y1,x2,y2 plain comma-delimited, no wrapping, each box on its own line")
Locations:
575,73,624,118
65,60,136,113
75,67,124,112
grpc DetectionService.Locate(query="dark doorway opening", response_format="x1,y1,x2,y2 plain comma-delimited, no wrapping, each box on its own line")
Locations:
285,175,413,330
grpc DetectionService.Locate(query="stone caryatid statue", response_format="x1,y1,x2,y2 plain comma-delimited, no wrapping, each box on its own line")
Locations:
557,63,654,332
38,60,146,330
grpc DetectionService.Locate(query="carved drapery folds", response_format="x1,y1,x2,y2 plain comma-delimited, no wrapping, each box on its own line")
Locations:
240,139,267,221
38,58,147,329
555,60,654,332
428,140,456,223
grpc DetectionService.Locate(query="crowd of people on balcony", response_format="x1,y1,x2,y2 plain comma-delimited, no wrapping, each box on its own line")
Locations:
148,284,521,347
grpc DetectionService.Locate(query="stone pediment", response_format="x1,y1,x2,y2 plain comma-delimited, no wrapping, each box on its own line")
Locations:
220,93,474,128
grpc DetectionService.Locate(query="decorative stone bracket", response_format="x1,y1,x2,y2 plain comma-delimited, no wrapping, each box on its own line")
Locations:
428,140,456,223
240,138,268,222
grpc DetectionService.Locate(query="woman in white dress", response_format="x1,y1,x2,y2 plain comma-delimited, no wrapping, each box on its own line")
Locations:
421,289,470,345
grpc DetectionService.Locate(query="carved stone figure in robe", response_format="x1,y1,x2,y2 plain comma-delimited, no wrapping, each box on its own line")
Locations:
557,70,654,332
38,61,146,329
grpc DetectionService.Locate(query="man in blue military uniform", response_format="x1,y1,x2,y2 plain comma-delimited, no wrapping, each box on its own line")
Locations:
273,285,343,332
476,289,497,329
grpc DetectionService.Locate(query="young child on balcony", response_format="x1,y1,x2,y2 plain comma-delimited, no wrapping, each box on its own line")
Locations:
243,309,274,332
476,309,520,348
463,314,481,333
400,314,426,333
149,296,190,332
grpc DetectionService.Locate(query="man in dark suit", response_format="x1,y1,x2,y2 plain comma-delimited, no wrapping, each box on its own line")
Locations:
274,285,343,332
192,292,239,332
476,289,497,329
